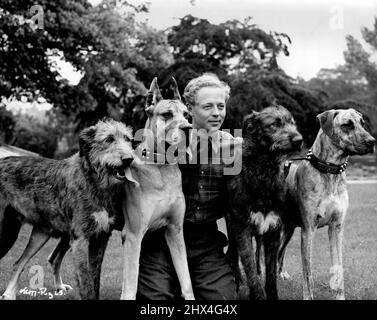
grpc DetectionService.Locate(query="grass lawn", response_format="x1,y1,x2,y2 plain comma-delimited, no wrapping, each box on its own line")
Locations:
1,182,377,300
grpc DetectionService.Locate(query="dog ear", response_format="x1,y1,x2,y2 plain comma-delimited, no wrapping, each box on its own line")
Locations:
243,110,259,132
316,110,339,138
170,77,181,101
149,77,163,106
79,126,96,157
145,77,163,118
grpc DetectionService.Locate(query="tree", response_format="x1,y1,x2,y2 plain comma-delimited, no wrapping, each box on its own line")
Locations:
298,17,377,142
0,0,174,152
159,15,325,145
159,15,291,89
0,105,15,143
0,0,98,101
12,113,59,157
343,18,377,104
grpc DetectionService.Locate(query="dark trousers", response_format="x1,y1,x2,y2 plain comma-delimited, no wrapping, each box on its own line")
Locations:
136,222,237,300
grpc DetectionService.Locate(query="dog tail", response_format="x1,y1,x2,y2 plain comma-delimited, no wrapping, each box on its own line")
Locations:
0,206,22,260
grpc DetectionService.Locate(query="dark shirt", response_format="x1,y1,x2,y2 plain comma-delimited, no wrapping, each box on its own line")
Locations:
179,131,240,224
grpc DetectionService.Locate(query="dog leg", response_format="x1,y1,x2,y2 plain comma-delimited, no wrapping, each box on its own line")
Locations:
47,235,72,293
120,231,143,300
255,235,263,276
277,224,295,280
0,206,22,260
328,223,345,300
88,232,110,299
301,227,315,300
263,230,280,300
71,236,96,300
165,224,195,300
1,227,50,300
236,226,265,300
226,229,243,290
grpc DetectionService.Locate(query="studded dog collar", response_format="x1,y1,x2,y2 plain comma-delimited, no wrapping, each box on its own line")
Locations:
287,149,348,175
305,149,348,174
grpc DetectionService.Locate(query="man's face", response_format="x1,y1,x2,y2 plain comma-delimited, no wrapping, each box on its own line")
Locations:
189,86,226,133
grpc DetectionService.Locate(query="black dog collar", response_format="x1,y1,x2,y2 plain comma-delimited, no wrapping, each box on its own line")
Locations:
140,148,187,165
306,149,348,174
288,149,348,175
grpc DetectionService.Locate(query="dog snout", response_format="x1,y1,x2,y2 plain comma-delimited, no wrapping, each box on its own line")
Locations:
179,121,192,130
291,135,303,150
366,137,376,147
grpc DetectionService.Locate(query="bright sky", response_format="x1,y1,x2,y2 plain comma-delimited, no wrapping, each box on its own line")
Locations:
65,0,377,82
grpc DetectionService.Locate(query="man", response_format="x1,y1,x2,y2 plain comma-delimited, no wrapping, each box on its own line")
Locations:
137,73,238,300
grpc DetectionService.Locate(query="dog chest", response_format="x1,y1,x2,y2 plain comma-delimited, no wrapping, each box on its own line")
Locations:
250,211,281,235
315,191,349,227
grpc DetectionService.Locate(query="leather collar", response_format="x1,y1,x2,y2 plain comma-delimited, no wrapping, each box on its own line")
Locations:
305,149,348,174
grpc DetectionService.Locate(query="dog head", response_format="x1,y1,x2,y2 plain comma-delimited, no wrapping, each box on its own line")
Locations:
79,119,135,182
243,105,303,153
144,77,192,149
317,108,376,155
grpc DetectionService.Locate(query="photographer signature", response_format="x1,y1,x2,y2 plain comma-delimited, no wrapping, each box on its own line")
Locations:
18,287,68,299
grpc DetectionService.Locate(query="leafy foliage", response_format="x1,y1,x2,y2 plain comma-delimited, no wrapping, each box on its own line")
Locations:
12,114,59,158
300,17,377,141
0,106,15,143
1,2,356,152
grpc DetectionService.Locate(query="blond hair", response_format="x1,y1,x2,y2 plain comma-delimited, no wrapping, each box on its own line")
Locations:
183,73,230,107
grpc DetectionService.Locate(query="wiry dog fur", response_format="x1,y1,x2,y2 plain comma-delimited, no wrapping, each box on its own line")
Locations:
282,108,376,300
0,119,134,300
226,105,303,300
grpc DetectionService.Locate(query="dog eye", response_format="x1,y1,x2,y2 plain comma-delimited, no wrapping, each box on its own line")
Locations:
183,111,190,119
341,121,355,130
105,136,115,143
161,112,173,119
271,119,281,127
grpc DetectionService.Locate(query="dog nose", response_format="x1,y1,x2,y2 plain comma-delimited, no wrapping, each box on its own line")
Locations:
291,135,303,149
179,122,192,129
122,157,133,167
366,137,376,147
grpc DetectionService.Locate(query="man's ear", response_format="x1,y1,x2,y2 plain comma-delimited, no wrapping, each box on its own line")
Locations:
79,126,96,157
316,109,339,138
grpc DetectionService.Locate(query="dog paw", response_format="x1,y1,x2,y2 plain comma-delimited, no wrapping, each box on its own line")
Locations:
0,293,16,300
329,265,343,291
55,284,73,293
280,271,291,280
335,294,345,300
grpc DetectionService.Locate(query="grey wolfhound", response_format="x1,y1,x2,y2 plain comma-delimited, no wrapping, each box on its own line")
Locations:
0,119,134,300
226,105,303,300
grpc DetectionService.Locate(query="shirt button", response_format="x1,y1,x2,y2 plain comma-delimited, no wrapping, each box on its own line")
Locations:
197,207,200,210
201,171,204,175
199,185,203,189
